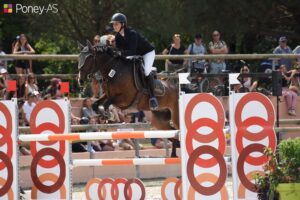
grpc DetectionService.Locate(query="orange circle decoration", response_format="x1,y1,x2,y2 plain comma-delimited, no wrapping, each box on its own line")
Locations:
111,178,129,200
31,173,66,199
161,177,181,200
188,173,228,200
30,100,66,168
85,178,104,200
0,177,14,199
238,171,264,198
31,148,66,193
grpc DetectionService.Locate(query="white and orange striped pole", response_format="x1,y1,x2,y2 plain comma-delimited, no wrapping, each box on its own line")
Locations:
19,130,179,142
72,158,181,167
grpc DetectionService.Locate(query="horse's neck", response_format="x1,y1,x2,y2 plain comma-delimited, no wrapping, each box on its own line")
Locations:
97,55,118,76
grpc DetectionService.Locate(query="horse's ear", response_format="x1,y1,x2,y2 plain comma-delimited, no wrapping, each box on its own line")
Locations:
77,41,84,51
86,40,95,53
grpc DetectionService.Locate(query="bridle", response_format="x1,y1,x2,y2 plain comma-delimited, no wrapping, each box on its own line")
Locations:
85,46,117,80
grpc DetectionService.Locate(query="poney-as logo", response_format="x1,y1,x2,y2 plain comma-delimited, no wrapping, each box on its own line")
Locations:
3,3,58,15
3,4,13,14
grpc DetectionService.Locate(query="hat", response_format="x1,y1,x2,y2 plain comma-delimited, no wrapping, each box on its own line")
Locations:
279,36,287,42
0,66,7,74
195,33,202,39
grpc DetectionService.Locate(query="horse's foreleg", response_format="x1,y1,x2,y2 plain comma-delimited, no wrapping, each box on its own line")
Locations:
92,94,107,112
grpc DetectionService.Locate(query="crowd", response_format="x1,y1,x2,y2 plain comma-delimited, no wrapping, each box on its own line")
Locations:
1,31,300,156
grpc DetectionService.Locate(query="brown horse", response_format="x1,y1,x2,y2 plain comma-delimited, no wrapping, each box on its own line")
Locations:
78,42,180,156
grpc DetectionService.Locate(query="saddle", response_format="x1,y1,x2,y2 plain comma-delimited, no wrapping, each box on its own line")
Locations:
127,56,165,96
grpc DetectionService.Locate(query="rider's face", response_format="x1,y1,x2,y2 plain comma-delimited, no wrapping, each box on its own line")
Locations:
112,22,122,32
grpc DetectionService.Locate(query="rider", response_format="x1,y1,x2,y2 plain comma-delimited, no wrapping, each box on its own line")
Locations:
110,13,159,110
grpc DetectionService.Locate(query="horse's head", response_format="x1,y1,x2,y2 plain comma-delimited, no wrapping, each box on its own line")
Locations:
77,40,113,86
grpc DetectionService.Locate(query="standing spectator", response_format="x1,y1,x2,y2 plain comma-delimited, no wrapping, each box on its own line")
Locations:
23,92,36,125
187,33,207,73
46,78,62,99
25,73,39,99
273,36,293,70
162,34,187,72
208,30,228,73
279,64,297,116
12,34,35,74
293,45,300,62
0,44,8,98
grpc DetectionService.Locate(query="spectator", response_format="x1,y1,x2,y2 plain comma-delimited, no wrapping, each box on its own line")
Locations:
25,73,39,99
108,105,125,123
82,98,98,124
162,34,187,72
131,110,146,123
98,129,116,151
187,33,207,73
151,138,172,149
208,30,228,73
100,34,116,47
279,64,297,116
273,36,293,70
17,75,26,99
0,43,8,98
287,64,300,94
90,35,102,98
46,78,62,99
236,65,258,92
12,34,35,74
293,45,300,62
23,92,36,125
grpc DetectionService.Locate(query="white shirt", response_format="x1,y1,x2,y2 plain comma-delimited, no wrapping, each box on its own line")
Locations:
23,101,36,122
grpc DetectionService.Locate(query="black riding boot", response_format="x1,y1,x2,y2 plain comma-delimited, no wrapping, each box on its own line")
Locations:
146,73,159,110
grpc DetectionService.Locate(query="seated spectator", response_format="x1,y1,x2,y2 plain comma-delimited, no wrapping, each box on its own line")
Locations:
82,98,99,124
98,129,116,151
208,30,228,74
279,64,297,116
25,73,39,99
162,34,187,72
22,92,36,125
187,33,207,73
273,36,293,70
17,75,26,99
131,110,146,123
117,121,144,150
46,78,62,99
235,65,258,92
12,34,35,74
108,105,125,123
287,64,300,94
151,138,172,149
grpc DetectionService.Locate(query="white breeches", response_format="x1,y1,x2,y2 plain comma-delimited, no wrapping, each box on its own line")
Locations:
143,50,155,76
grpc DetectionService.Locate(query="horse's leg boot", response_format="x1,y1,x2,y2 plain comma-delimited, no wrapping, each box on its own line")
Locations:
146,73,159,110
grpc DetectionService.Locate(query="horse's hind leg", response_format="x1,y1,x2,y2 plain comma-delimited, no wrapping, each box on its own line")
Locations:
151,109,179,157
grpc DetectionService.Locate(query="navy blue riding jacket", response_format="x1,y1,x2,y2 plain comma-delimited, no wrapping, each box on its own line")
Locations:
115,27,154,57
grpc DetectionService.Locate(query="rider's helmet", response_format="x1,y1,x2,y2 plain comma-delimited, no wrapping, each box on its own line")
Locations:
110,13,127,26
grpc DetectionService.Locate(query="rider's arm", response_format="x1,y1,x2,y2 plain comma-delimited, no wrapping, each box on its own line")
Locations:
25,44,35,54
